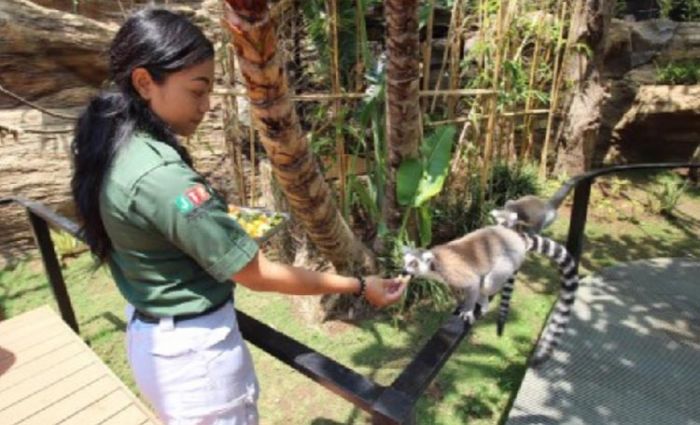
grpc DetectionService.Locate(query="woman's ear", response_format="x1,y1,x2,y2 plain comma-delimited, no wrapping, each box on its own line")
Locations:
131,67,154,101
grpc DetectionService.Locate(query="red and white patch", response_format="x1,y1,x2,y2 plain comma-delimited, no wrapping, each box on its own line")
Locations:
185,184,211,207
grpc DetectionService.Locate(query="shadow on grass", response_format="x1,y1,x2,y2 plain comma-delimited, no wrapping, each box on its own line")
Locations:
0,269,49,321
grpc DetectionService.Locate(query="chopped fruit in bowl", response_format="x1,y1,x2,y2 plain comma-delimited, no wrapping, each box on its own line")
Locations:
227,205,287,240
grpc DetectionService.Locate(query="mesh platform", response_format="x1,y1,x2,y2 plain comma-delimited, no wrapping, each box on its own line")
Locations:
506,258,700,425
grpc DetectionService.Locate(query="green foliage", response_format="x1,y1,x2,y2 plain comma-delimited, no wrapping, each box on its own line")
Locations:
301,0,369,89
660,0,700,21
653,172,687,217
429,162,542,246
396,125,457,245
614,0,628,17
348,59,387,232
656,60,700,85
486,162,541,207
397,158,423,207
416,125,458,207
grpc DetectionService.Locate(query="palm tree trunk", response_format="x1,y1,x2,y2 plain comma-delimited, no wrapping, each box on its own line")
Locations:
222,0,376,273
553,0,616,175
383,0,422,232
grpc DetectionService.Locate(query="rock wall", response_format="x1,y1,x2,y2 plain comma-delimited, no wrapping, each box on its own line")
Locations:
605,85,700,164
596,19,700,166
0,0,236,265
0,104,234,266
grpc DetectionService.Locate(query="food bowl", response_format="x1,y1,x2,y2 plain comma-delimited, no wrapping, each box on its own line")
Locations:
227,205,290,243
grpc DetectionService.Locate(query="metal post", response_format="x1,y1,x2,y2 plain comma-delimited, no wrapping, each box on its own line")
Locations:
565,179,592,270
27,211,80,333
371,388,415,424
371,311,476,424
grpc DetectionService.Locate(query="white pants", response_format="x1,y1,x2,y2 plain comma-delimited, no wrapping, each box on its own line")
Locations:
125,301,259,425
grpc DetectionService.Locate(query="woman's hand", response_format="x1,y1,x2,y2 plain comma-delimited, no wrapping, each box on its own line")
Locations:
363,275,409,308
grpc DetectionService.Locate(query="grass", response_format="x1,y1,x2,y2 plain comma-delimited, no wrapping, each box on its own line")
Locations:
1,173,699,424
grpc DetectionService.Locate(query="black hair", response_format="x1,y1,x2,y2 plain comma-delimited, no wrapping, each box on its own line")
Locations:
71,8,214,261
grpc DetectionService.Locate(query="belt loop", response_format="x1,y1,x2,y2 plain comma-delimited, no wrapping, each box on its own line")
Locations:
159,316,175,331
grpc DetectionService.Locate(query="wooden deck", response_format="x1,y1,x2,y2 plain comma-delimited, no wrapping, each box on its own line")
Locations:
0,306,160,425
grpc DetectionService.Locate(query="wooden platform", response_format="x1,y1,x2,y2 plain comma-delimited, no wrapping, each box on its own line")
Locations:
0,306,161,425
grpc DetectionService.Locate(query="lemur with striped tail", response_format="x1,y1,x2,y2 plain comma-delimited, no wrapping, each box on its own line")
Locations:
489,180,574,235
486,186,575,334
401,225,579,365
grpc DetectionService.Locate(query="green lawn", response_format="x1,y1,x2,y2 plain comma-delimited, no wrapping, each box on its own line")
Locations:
1,175,698,424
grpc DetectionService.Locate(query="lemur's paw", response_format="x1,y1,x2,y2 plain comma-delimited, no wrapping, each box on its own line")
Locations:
458,310,476,324
478,299,490,314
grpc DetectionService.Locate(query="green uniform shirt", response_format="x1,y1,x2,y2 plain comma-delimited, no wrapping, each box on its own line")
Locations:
100,133,259,317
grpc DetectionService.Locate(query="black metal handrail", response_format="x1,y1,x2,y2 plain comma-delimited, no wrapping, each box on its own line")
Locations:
3,162,696,423
557,162,700,274
1,197,81,333
0,196,476,424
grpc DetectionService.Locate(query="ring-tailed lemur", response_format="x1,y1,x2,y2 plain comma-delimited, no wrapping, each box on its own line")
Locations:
489,189,573,327
489,182,573,234
489,195,557,234
401,225,579,365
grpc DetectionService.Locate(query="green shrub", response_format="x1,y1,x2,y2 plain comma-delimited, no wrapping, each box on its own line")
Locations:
654,172,687,217
656,60,700,85
660,0,700,21
486,162,541,207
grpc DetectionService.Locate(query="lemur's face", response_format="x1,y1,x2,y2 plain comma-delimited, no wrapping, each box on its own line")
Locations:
490,209,518,227
401,247,436,277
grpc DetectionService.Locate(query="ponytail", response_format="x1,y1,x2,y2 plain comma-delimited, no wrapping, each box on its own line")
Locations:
71,91,130,261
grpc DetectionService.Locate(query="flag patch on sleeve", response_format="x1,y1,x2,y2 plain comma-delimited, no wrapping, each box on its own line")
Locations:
175,184,211,214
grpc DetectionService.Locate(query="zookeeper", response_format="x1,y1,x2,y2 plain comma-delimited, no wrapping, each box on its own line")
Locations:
70,7,408,425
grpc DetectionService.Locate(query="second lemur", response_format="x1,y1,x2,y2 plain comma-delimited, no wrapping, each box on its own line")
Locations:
490,181,574,234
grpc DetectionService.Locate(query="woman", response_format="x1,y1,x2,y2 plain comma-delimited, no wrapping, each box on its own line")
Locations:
71,8,407,425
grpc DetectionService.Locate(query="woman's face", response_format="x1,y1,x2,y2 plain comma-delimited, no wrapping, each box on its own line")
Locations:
133,59,215,137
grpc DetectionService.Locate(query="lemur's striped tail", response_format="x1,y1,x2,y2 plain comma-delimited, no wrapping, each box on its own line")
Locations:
497,273,516,336
523,233,579,366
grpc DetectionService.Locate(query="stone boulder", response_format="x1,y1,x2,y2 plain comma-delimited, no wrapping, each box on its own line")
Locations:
596,18,700,166
629,18,678,66
604,85,700,164
603,18,679,78
658,22,700,62
0,0,118,108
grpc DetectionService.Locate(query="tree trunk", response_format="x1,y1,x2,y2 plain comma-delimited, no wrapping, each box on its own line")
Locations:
553,0,616,175
222,0,376,273
0,0,118,108
383,0,422,231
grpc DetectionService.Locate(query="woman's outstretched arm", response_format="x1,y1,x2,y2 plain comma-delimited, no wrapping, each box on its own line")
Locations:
232,251,407,308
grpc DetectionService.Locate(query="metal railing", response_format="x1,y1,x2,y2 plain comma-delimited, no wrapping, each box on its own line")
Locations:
0,196,478,424
2,161,697,423
558,163,700,275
